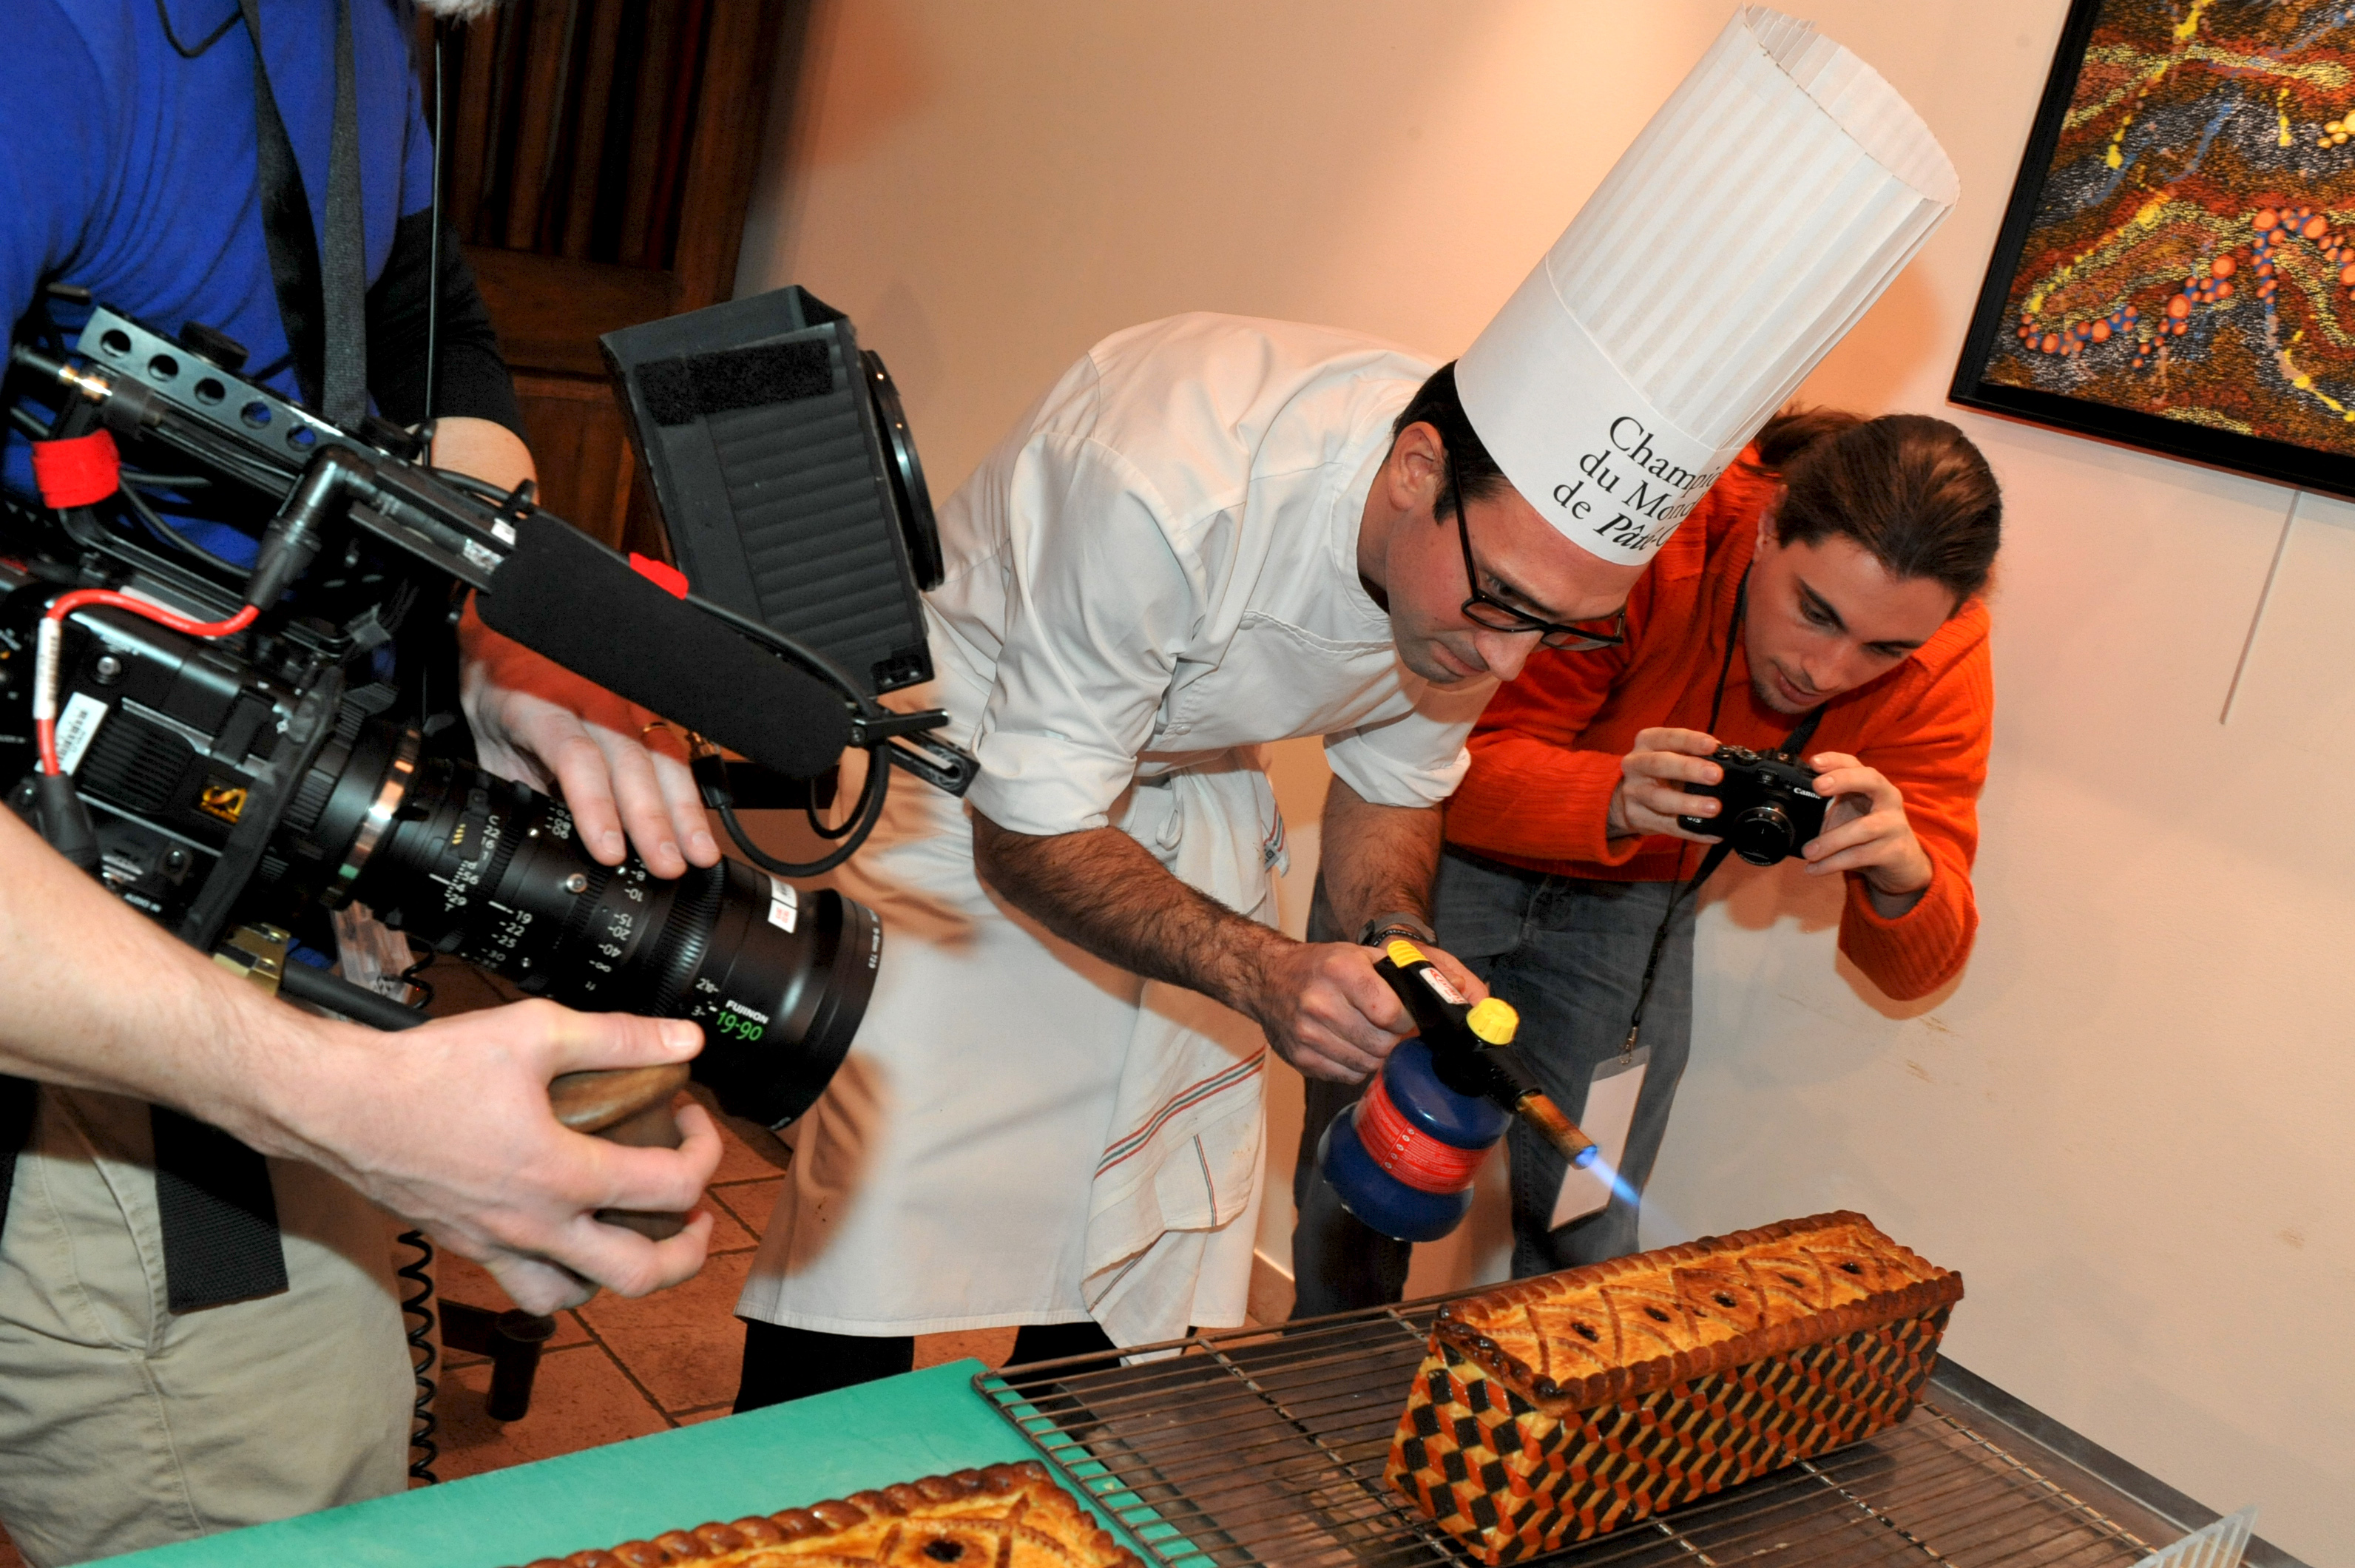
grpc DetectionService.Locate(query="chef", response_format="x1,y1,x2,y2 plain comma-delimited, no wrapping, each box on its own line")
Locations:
731,7,1957,1396
730,311,1645,1400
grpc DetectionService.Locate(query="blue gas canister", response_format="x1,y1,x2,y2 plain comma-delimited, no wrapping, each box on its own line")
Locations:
1316,998,1521,1243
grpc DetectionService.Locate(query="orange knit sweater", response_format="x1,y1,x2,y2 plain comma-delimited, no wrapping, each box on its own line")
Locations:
1444,456,1992,1002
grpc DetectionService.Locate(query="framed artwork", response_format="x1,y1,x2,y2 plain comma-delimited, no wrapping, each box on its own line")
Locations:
1952,0,2355,498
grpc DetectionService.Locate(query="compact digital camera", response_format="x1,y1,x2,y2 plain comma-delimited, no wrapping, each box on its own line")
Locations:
1676,744,1826,867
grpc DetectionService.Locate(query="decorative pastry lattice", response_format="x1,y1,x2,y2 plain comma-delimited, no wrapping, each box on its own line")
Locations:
1450,1215,1950,1397
1386,1212,1963,1564
508,1461,1138,1568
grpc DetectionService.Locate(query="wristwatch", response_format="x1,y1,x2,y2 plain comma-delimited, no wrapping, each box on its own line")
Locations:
1356,910,1438,949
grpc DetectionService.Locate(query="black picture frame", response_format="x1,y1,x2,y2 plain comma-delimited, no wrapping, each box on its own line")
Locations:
1950,0,2355,501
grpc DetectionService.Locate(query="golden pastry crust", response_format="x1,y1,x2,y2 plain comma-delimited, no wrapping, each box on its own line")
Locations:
1430,1210,1963,1413
510,1461,1138,1568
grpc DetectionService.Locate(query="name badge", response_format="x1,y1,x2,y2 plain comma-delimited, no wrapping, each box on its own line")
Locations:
1549,1046,1648,1230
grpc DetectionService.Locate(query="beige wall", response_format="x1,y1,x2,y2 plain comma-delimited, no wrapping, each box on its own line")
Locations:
737,4,2354,1557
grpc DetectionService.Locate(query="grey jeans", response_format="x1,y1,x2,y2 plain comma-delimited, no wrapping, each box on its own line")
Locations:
1290,848,1695,1317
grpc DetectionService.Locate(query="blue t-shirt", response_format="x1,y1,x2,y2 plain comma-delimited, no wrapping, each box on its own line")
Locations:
1,0,436,561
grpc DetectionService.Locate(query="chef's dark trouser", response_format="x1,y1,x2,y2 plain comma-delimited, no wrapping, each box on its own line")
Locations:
1288,848,1696,1318
734,1319,1128,1412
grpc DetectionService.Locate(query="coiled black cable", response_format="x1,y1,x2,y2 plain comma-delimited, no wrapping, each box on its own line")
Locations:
393,926,440,1482
711,748,888,879
396,1228,440,1484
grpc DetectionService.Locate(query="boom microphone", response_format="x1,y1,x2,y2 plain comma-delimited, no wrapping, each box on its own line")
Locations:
477,513,851,779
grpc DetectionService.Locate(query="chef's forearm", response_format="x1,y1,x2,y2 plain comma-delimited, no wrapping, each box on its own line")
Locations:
970,813,1290,1012
1317,777,1445,937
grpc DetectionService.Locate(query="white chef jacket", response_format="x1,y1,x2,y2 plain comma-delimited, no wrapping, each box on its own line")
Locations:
737,314,1490,1345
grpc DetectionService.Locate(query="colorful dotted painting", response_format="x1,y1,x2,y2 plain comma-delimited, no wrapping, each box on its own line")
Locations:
1957,0,2355,490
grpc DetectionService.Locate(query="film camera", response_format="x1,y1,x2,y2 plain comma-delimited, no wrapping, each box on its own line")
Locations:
2,285,968,1131
1676,744,1827,868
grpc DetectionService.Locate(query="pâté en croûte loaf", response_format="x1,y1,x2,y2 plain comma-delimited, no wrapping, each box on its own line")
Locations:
506,1459,1138,1568
1388,1211,1963,1564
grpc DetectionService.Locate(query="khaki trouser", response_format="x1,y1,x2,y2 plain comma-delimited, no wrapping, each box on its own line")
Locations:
0,1087,410,1567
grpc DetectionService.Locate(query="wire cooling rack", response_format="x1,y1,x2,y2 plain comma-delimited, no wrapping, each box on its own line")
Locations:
978,1301,2163,1568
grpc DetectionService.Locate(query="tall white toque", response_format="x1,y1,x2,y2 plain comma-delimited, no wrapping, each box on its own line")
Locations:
1457,7,1958,565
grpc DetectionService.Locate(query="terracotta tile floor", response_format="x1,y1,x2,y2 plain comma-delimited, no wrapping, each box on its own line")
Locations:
390,961,1026,1478
400,968,1030,1475
423,1121,1021,1481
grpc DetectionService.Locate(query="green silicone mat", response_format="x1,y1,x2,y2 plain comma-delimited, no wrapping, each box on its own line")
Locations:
97,1360,1146,1568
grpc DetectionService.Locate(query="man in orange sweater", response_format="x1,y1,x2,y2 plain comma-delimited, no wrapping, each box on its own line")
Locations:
1291,411,2001,1311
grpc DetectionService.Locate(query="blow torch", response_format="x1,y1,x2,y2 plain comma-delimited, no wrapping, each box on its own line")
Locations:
1374,940,1600,1168
1316,938,1600,1242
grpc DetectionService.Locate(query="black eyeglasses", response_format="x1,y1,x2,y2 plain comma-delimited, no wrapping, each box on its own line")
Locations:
1448,450,1626,652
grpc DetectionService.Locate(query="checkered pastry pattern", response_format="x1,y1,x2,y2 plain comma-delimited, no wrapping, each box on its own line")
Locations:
1385,1212,1963,1564
506,1461,1139,1568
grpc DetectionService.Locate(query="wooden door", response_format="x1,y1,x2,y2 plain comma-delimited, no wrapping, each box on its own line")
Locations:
418,1,800,554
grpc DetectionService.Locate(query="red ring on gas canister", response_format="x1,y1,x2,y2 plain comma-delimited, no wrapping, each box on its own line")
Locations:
1355,1071,1487,1194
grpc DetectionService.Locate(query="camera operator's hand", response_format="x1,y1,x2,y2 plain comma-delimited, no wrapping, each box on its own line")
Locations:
294,1001,726,1313
0,808,722,1314
1234,938,1489,1084
1607,727,1730,842
457,601,722,880
1800,751,1932,915
429,419,719,881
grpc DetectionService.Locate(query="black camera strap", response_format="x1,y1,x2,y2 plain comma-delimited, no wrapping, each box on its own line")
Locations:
0,1076,41,1243
112,0,369,1313
1619,567,1822,1058
239,0,371,427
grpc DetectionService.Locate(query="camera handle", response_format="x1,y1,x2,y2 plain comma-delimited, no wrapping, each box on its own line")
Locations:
259,944,692,1240
549,1064,692,1244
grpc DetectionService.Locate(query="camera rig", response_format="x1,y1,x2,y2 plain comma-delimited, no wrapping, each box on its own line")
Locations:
16,300,973,802
2,291,970,1129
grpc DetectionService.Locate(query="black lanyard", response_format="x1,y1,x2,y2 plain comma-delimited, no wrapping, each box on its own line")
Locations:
236,0,370,425
1620,567,1821,1057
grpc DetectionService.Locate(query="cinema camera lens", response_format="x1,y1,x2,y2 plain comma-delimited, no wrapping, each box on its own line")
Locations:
1675,744,1829,868
284,718,878,1129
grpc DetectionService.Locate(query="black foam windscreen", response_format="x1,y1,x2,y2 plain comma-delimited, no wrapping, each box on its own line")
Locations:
476,514,851,780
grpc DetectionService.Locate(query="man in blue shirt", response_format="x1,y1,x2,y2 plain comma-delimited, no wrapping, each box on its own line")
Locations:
0,3,727,1559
